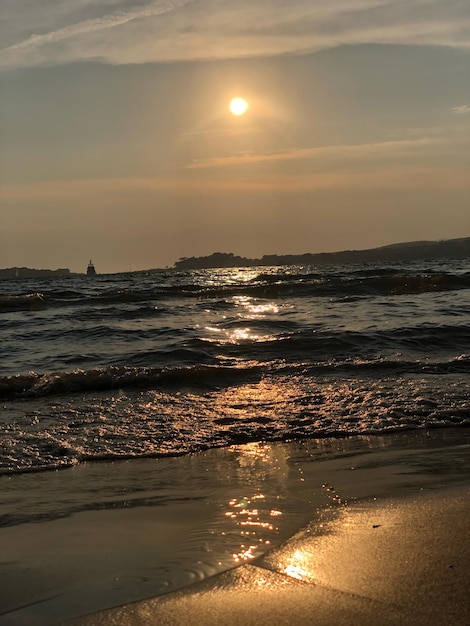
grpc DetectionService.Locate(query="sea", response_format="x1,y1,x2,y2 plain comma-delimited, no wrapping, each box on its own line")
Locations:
1,258,469,476
1,258,470,623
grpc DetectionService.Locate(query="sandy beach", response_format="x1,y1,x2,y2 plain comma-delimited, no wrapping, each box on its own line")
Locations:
66,488,469,626
1,428,469,626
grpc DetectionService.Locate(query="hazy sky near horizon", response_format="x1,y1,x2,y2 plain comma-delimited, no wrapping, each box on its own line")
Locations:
1,0,469,273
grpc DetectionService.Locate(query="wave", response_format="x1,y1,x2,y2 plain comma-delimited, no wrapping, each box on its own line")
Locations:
2,364,469,477
193,272,470,300
2,262,469,478
0,293,45,311
0,364,261,399
1,270,469,312
198,323,470,361
2,354,469,400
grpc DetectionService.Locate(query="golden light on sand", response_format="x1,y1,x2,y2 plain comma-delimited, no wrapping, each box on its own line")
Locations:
281,549,312,581
229,97,249,116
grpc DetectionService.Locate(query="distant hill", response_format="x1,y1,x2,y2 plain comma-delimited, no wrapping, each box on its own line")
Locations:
0,267,71,279
174,237,470,270
2,238,468,277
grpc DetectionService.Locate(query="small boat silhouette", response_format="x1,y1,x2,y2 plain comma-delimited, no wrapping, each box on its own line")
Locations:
87,260,96,276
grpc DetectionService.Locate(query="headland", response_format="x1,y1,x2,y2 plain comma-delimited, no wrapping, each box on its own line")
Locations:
1,236,469,277
174,236,470,269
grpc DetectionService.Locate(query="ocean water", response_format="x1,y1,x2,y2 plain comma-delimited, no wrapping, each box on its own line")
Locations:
1,259,469,475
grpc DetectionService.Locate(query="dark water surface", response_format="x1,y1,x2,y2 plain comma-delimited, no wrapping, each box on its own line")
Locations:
1,260,469,474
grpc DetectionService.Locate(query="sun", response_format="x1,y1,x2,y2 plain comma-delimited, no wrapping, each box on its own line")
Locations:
229,97,249,116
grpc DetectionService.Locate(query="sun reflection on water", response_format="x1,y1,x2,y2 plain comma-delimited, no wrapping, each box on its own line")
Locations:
232,544,257,563
233,295,279,317
201,293,280,345
202,325,277,344
220,442,292,565
224,492,281,563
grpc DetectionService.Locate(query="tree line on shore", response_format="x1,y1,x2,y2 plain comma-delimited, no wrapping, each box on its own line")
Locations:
173,237,470,269
0,267,71,279
2,237,468,277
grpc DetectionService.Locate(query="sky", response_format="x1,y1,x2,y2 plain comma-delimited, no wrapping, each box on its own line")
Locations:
1,0,469,273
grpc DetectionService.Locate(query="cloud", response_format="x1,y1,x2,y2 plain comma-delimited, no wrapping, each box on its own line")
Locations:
2,161,469,206
185,136,470,170
0,0,469,69
0,1,195,61
453,104,470,114
4,135,468,206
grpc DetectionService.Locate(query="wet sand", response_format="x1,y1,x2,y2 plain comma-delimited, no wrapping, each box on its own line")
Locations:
1,429,469,625
65,488,470,626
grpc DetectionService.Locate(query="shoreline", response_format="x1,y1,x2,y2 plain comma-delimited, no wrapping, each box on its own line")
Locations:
1,428,469,625
66,486,470,626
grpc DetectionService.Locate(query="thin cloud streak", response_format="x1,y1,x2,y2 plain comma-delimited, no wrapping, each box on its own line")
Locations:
186,136,470,170
1,0,469,69
3,162,469,203
1,1,194,55
5,2,194,52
